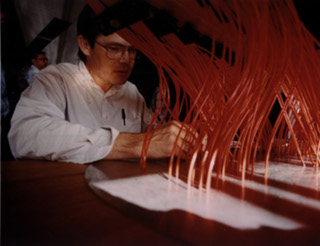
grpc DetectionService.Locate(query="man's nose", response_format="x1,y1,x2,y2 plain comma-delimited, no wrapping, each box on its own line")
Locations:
119,50,130,63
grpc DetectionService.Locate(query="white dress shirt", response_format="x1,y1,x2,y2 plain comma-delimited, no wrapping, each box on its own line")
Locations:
8,61,154,164
24,64,40,85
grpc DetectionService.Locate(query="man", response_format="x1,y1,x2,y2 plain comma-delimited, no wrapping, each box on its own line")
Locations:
8,5,190,164
24,51,48,85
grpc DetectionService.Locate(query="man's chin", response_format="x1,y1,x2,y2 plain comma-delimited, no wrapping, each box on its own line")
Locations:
114,75,130,83
112,78,128,86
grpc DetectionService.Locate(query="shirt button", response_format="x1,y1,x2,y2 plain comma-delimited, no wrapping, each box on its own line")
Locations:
105,115,109,119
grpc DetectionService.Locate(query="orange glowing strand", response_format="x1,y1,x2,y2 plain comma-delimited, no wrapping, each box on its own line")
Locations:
118,0,320,186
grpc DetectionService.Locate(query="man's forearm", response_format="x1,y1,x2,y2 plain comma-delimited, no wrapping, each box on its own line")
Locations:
104,132,146,160
104,121,192,160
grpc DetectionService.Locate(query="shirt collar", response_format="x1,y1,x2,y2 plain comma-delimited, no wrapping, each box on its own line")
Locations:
77,60,92,81
31,64,40,72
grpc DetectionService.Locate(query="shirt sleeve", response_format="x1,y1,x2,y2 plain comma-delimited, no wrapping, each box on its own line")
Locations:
8,67,119,164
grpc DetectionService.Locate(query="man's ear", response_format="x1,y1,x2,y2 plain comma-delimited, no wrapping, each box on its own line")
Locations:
77,35,91,56
31,58,37,65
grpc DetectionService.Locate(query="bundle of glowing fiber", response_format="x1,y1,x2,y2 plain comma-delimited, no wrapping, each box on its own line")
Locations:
118,0,320,189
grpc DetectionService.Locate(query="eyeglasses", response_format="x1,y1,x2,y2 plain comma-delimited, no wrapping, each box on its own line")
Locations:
95,41,138,60
38,58,48,61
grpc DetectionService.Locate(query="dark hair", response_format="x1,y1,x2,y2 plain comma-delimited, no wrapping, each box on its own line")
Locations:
77,5,105,62
31,51,46,60
77,4,136,62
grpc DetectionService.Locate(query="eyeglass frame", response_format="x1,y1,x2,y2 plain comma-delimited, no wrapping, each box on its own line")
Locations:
95,41,138,60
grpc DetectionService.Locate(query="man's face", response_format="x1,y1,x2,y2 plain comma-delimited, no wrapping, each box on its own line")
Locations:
85,33,136,90
32,54,48,70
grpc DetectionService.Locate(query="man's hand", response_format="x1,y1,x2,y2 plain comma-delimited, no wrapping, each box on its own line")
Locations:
104,120,196,160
